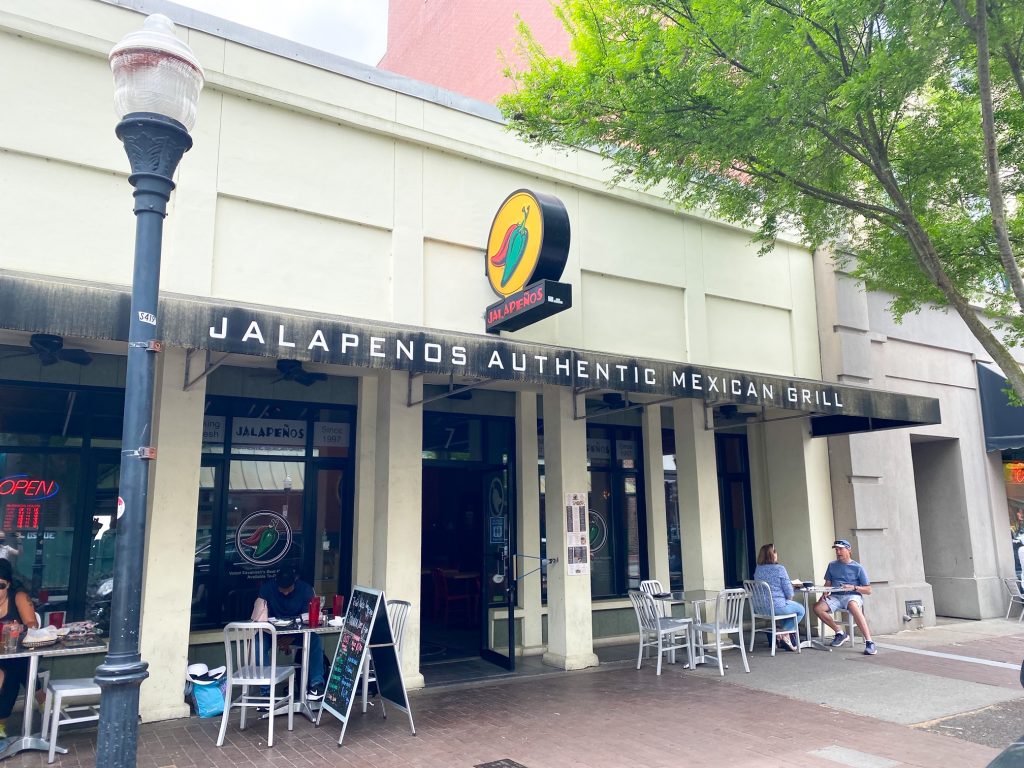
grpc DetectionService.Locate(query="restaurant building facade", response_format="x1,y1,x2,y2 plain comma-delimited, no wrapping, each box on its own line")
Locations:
0,0,938,722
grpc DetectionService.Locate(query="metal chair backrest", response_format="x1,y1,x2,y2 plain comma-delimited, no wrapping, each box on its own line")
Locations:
639,580,665,597
1005,577,1024,598
223,621,278,681
744,579,775,617
713,588,749,631
628,590,660,633
386,600,411,653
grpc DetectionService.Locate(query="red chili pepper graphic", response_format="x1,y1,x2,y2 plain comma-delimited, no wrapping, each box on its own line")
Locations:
489,222,518,267
500,206,530,287
241,524,269,546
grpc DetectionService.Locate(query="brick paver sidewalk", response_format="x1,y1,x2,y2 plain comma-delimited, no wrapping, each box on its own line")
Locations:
24,662,998,768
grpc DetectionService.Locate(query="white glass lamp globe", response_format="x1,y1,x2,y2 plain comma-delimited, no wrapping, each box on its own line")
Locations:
109,14,204,131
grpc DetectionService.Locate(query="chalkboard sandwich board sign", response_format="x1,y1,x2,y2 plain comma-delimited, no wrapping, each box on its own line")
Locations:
316,586,415,746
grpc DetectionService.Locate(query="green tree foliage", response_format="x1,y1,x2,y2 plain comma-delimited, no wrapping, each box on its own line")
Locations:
500,0,1024,397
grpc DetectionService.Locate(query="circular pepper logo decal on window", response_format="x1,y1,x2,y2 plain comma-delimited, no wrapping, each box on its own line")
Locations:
588,509,608,554
236,510,293,567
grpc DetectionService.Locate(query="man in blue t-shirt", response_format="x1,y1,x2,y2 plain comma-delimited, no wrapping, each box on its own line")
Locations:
812,539,877,656
258,567,325,698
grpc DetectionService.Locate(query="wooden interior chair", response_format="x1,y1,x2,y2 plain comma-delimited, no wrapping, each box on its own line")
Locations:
695,588,750,676
216,622,294,748
431,568,472,625
1003,578,1024,621
744,579,800,655
627,590,694,675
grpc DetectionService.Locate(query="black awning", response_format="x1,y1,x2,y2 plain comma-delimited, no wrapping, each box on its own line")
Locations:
0,269,941,434
977,362,1024,451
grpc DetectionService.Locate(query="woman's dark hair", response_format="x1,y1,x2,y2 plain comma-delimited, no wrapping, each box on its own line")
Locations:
756,543,777,566
0,559,13,583
276,567,297,589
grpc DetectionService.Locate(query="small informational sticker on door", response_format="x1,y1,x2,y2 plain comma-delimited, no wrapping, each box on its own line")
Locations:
564,492,590,576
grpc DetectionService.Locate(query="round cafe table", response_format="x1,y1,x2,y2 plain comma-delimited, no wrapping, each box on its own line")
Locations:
794,585,833,651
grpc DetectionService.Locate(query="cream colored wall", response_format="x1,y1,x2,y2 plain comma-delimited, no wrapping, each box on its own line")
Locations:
1,1,819,378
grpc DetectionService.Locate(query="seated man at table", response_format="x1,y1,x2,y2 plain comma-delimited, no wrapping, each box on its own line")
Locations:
257,567,324,699
812,539,876,656
0,559,38,739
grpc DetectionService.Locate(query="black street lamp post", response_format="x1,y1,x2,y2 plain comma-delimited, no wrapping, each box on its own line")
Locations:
95,15,203,768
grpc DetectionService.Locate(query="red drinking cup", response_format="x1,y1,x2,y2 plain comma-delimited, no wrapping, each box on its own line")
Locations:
332,594,344,617
308,596,320,628
48,611,64,629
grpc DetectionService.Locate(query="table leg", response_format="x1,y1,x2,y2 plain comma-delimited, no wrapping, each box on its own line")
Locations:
297,634,314,722
797,592,831,652
0,653,68,760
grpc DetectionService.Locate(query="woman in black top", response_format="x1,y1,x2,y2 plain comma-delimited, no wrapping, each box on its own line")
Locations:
0,559,38,739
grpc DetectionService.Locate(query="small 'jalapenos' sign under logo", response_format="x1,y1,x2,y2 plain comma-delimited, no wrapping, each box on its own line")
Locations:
236,510,293,567
485,189,572,333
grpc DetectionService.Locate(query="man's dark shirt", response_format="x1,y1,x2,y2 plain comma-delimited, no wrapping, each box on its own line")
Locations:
258,579,314,619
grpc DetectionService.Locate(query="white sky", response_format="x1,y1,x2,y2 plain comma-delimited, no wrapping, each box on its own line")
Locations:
173,0,388,65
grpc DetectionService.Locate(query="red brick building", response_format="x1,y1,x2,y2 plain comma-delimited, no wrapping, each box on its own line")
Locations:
379,0,571,103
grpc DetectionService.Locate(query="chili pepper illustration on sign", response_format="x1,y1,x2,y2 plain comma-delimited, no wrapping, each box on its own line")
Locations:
241,524,270,547
490,205,530,287
252,522,280,558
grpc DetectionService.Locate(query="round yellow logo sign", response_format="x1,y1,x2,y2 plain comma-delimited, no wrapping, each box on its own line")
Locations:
486,191,546,297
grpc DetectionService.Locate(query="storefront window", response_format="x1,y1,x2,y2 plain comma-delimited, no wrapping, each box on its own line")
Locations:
191,396,355,629
1003,458,1024,576
662,429,683,591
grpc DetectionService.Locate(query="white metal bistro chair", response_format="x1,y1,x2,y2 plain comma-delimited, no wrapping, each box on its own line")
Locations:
216,622,294,748
627,590,694,675
695,588,750,676
361,599,412,713
40,678,100,764
639,580,669,618
744,579,800,656
1004,577,1024,621
832,606,862,646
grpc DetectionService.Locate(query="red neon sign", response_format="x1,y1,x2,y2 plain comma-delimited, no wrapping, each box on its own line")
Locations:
0,475,60,501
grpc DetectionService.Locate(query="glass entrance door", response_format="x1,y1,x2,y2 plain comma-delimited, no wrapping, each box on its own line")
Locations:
307,460,351,613
481,469,514,670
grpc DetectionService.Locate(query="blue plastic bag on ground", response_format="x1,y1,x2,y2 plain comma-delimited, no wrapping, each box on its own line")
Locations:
189,679,227,718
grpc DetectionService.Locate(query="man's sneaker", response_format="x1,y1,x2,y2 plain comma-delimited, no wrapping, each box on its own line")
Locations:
864,641,877,655
830,631,849,647
306,684,324,701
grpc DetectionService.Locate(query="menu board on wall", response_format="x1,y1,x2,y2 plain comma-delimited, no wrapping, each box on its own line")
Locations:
564,492,590,576
317,586,415,746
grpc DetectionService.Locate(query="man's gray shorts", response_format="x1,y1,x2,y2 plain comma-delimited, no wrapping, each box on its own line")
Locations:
824,594,864,613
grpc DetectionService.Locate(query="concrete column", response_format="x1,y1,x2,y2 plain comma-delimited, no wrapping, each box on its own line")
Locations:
541,385,598,670
642,404,670,587
372,371,425,689
516,392,543,655
758,418,834,585
139,348,205,722
352,375,378,587
673,400,725,592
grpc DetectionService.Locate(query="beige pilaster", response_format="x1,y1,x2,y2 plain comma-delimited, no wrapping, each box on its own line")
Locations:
372,371,425,689
673,400,725,592
515,392,543,654
139,348,206,722
755,418,834,585
541,385,599,670
352,375,378,587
